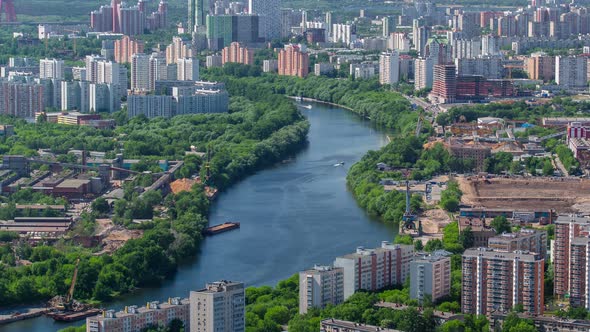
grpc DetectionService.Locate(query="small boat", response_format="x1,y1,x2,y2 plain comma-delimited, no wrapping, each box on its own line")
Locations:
203,222,240,235
333,162,345,167
303,105,312,109
46,308,102,322
294,96,303,101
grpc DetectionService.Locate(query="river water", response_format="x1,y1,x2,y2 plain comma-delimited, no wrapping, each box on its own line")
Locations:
2,102,396,331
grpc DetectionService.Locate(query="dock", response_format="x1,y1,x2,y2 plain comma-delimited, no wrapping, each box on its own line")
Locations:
0,308,48,325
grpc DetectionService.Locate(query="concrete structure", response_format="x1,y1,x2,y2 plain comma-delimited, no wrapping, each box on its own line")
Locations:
556,55,588,89
525,53,555,82
379,51,400,85
321,319,402,332
90,0,167,35
314,63,334,76
332,24,356,45
488,229,547,258
462,248,545,316
131,53,150,91
177,58,199,81
206,55,223,68
334,241,413,300
410,250,451,303
278,44,309,78
248,0,281,41
415,57,434,90
86,297,190,332
262,59,278,73
431,64,457,103
114,35,145,63
166,37,193,64
446,138,491,172
0,81,44,119
39,58,64,80
189,280,245,332
61,80,90,113
299,265,344,314
554,215,590,302
221,42,254,65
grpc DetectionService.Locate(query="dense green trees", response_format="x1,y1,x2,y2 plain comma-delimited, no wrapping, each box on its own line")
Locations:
491,216,512,234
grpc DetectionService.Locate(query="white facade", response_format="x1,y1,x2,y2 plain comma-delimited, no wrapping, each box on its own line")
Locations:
556,55,588,89
131,53,150,91
61,80,90,113
177,58,200,81
299,265,344,314
263,59,278,72
379,51,400,85
415,57,434,90
206,55,222,68
39,58,64,79
332,24,356,45
127,95,174,118
90,83,119,113
410,251,451,303
189,281,245,332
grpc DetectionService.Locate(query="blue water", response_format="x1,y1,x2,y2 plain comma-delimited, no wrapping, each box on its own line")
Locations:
1,102,395,331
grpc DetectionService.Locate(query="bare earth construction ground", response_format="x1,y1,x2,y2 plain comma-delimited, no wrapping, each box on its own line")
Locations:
457,176,590,214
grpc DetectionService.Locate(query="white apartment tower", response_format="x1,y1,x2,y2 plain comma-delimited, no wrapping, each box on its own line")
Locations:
334,241,414,300
189,280,245,332
556,55,588,89
131,53,151,91
379,51,400,85
177,58,200,81
299,265,344,314
39,58,64,79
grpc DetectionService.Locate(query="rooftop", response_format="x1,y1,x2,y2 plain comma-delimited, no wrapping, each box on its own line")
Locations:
321,319,402,332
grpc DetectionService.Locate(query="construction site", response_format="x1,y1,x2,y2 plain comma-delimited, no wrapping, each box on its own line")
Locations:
458,175,590,214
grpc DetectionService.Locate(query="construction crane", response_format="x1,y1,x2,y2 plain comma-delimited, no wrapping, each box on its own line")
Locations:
49,258,81,311
63,29,81,54
401,180,419,232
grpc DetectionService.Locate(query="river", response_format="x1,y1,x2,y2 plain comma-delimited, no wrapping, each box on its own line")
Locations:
2,101,396,332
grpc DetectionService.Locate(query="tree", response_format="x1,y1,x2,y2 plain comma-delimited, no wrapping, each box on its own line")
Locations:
459,226,474,249
491,216,511,234
424,239,444,252
414,240,424,251
91,197,110,215
264,306,290,325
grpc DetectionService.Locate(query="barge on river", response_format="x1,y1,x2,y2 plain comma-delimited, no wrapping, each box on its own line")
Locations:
203,222,240,235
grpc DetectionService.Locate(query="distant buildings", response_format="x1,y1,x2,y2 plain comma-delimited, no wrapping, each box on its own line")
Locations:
462,248,545,316
379,51,400,85
39,59,64,80
248,0,281,41
0,81,44,118
263,59,278,73
90,0,168,35
114,35,145,64
332,24,356,45
299,265,344,314
127,84,229,119
278,44,309,78
222,42,255,66
334,241,413,300
488,229,547,258
525,53,555,82
177,58,200,81
556,55,588,89
321,319,402,332
431,64,456,103
410,250,451,303
190,280,245,332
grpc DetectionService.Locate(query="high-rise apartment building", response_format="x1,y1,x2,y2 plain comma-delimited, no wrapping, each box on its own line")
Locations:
556,55,588,89
87,298,190,332
278,44,309,78
415,57,434,90
177,58,200,81
456,57,503,79
148,53,168,91
333,241,414,300
39,58,64,80
85,55,107,84
61,80,90,113
379,51,400,85
382,16,395,38
299,265,344,314
0,81,44,119
325,11,332,40
332,24,356,45
131,53,150,91
248,0,281,41
554,215,590,299
410,250,451,303
462,248,545,316
432,64,457,103
488,229,547,258
221,42,255,65
189,280,245,332
114,35,145,64
166,37,194,64
525,53,555,82
91,0,167,35
188,0,210,31
569,237,590,309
